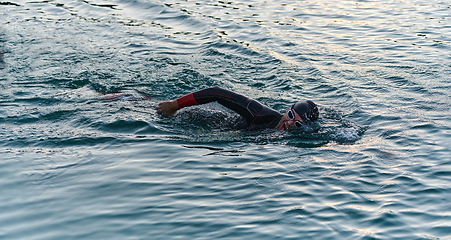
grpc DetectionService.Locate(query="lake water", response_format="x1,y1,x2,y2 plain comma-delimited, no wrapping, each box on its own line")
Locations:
1,0,451,239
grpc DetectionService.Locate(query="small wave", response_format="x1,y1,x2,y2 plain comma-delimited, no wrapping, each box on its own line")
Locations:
92,118,152,134
0,48,5,69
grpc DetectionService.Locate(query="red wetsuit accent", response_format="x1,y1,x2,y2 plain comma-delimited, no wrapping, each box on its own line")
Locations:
177,93,197,108
176,87,282,130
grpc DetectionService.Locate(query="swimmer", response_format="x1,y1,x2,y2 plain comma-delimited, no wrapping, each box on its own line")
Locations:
158,86,319,131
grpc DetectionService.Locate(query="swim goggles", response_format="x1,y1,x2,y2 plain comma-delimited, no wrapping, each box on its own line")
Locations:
287,109,303,128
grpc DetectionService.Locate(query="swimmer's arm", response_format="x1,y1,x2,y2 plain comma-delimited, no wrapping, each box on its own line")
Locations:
157,90,200,116
158,86,248,116
157,87,224,116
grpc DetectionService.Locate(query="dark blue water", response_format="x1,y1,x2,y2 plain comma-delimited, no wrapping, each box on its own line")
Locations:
1,0,451,239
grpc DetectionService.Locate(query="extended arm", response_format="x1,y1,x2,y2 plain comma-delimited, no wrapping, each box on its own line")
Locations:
158,86,252,119
158,86,282,129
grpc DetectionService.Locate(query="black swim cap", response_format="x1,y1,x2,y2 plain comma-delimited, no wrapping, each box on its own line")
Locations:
292,100,319,123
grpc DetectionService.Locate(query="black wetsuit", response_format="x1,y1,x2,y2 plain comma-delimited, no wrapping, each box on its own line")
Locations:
177,87,282,130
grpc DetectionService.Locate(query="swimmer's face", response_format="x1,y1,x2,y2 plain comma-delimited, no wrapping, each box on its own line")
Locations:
277,107,304,131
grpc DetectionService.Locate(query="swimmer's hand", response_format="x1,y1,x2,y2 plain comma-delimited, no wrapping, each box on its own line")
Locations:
158,100,179,116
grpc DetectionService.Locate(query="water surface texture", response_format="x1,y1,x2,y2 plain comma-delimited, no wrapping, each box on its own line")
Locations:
1,0,451,239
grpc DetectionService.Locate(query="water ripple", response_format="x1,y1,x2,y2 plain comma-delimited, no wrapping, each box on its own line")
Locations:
2,0,451,239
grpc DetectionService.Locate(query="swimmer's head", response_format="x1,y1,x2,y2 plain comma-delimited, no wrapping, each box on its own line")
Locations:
277,100,319,131
291,100,319,123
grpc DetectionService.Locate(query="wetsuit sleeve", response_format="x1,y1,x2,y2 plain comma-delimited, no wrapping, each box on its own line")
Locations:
176,86,282,129
176,86,254,120
177,93,198,109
